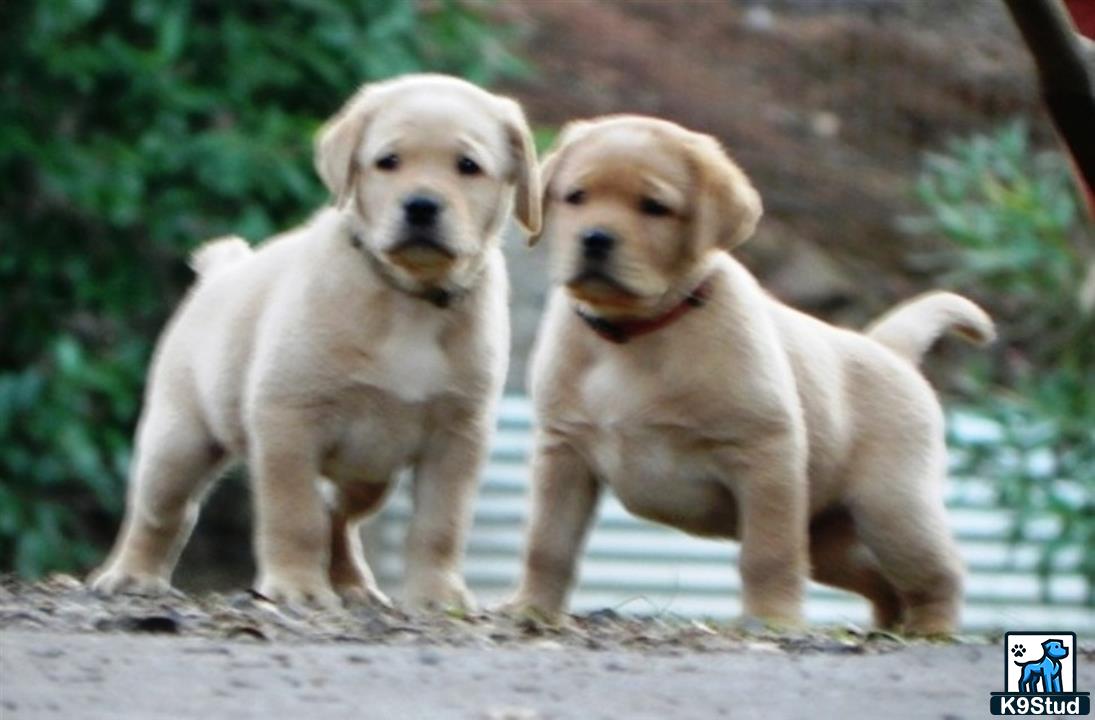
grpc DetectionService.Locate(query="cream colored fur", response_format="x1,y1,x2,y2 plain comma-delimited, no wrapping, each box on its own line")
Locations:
866,291,995,363
89,74,540,610
509,115,992,634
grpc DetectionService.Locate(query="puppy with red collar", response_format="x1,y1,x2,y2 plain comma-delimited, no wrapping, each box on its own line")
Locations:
509,116,993,634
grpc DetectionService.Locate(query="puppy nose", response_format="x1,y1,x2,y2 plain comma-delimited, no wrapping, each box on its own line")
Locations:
581,229,615,261
404,195,441,226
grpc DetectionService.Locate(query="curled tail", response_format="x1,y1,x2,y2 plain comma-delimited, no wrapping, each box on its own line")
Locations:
188,236,252,276
865,291,995,364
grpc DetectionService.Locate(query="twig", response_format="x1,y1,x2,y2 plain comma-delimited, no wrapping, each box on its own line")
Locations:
1002,0,1095,217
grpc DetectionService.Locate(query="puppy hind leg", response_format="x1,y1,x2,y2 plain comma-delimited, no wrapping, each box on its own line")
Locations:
809,508,904,629
328,480,393,607
89,410,225,594
849,463,963,636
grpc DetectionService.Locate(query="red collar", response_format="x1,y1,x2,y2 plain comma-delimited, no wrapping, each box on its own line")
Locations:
576,279,713,344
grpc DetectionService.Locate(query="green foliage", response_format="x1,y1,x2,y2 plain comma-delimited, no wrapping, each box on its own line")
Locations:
916,122,1095,604
0,0,524,576
532,125,559,154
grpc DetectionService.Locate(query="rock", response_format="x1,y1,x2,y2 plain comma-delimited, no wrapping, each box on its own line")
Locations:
418,648,443,666
95,612,182,634
743,5,776,32
810,110,841,138
584,608,620,625
750,231,857,311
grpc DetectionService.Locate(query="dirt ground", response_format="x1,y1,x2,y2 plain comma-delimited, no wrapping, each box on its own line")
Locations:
0,631,1015,720
4,577,1094,719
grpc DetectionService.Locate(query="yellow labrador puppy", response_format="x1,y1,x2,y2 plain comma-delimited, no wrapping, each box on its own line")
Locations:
90,75,540,609
509,116,992,634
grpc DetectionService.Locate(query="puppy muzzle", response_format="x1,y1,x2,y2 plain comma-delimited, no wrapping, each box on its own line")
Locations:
387,230,458,276
565,266,643,308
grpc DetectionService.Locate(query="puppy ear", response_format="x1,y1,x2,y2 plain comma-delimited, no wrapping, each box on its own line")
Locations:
314,83,383,207
527,120,592,246
496,98,542,236
687,134,762,252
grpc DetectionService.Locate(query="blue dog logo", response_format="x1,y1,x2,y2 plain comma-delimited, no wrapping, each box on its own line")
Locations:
1014,639,1069,694
991,631,1090,715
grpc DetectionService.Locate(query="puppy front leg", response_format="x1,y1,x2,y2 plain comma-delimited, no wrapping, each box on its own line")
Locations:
402,426,487,611
251,410,338,608
725,432,809,626
508,440,600,619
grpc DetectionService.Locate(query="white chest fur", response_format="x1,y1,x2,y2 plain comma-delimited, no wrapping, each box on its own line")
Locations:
581,358,641,425
577,357,703,478
367,307,451,403
569,356,738,536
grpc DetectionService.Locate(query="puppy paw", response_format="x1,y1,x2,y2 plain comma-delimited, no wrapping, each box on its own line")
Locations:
88,565,172,596
256,573,342,610
403,572,476,613
336,582,393,610
496,597,562,625
496,585,566,623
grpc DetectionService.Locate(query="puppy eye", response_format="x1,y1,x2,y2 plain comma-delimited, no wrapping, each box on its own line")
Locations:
564,189,586,205
375,154,400,171
640,197,671,217
456,156,482,176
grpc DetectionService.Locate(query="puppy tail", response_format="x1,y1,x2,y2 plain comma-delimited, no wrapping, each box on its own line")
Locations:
189,236,252,276
865,291,996,364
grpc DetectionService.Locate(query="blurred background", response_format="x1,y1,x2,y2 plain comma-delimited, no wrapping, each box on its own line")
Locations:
1,0,1092,631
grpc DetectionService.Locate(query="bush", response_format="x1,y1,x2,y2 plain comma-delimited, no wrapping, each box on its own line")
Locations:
0,0,524,576
914,122,1095,604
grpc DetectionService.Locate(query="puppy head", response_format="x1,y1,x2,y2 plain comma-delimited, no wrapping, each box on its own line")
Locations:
534,116,761,317
316,74,540,289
